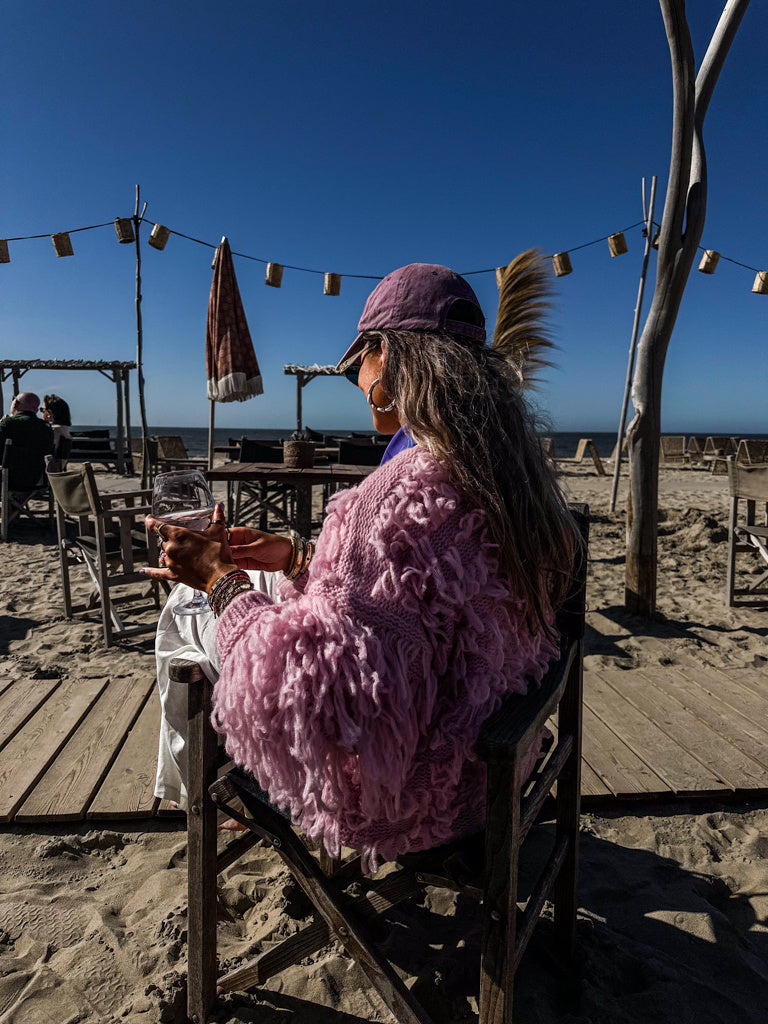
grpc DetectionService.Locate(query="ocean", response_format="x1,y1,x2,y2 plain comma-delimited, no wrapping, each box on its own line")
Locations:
73,426,768,460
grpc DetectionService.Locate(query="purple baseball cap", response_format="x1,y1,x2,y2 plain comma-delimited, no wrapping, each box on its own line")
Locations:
336,263,486,371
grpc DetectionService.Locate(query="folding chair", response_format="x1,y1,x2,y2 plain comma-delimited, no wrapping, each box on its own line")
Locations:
174,505,588,1024
155,435,208,473
46,461,169,646
725,459,768,606
230,437,295,529
1,439,53,542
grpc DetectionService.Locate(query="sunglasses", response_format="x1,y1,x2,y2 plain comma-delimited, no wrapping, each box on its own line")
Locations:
342,363,361,385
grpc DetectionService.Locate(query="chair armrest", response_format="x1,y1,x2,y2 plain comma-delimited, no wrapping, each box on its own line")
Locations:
475,640,576,763
169,657,207,685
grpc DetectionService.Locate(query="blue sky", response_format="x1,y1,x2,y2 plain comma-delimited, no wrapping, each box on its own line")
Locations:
2,1,766,433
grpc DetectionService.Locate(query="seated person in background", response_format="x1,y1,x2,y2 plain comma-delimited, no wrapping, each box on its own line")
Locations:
0,391,54,488
144,262,578,871
41,393,72,461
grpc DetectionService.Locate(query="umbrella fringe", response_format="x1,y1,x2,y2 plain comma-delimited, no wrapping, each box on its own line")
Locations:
207,372,264,402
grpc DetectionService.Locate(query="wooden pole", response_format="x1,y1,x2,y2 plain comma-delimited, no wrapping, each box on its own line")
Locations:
296,374,304,435
609,176,657,513
208,399,215,471
133,185,151,488
115,369,125,475
123,368,133,473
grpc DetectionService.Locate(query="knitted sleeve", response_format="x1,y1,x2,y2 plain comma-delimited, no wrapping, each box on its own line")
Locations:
212,448,554,859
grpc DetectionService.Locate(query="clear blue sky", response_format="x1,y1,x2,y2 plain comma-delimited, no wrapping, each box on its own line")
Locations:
2,1,766,433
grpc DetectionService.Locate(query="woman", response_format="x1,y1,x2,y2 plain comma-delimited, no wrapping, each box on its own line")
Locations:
145,263,576,870
41,393,72,461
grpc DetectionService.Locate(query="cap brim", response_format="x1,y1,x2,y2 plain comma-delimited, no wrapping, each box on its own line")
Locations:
335,333,366,372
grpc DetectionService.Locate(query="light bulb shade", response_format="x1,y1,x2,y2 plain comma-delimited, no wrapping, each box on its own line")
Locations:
698,250,720,274
52,232,74,257
0,239,9,264
752,271,768,295
148,223,171,250
266,262,284,287
552,252,572,277
324,272,341,296
114,218,135,244
607,232,628,257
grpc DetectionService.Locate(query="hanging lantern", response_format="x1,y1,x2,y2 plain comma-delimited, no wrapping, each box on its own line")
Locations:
148,223,171,250
324,272,341,296
114,218,135,244
0,240,9,264
495,266,506,289
266,262,284,288
552,252,572,277
698,250,720,274
52,232,74,257
607,232,628,257
752,271,768,295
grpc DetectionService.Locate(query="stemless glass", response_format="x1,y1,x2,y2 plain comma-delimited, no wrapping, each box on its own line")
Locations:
152,469,216,615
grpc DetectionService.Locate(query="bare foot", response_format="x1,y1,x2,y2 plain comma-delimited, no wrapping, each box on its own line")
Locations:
217,817,248,833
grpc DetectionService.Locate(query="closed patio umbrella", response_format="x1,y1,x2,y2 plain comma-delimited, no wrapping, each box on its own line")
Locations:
206,236,263,467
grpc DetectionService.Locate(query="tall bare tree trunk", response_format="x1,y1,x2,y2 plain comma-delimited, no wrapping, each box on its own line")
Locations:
625,0,750,615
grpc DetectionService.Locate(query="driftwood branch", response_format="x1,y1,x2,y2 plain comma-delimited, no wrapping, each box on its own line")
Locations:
624,0,750,615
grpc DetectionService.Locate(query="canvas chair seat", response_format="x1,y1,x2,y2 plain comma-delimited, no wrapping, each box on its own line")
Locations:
46,461,170,647
1,439,54,542
725,459,768,606
173,504,588,1024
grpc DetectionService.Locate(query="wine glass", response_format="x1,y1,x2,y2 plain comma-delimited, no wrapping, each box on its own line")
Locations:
152,469,217,615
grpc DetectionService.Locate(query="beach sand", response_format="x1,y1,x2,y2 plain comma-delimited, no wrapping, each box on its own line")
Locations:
1,463,767,1023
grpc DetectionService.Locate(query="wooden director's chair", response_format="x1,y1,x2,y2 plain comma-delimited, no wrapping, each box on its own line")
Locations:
725,459,768,606
172,505,588,1024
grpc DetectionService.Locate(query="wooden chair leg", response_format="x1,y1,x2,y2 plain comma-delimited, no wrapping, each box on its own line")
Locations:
479,760,522,1024
169,659,219,1024
553,646,583,959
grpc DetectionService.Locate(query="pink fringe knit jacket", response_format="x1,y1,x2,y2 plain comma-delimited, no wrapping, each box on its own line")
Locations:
214,447,557,871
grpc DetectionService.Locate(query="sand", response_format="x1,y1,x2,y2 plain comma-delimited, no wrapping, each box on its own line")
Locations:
1,463,767,1023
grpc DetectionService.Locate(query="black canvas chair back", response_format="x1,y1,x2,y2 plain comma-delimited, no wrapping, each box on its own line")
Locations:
1,440,53,541
46,461,169,646
725,459,768,606
174,504,589,1023
338,438,388,466
238,437,284,464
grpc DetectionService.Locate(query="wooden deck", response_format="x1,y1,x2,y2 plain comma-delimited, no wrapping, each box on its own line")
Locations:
1,654,767,824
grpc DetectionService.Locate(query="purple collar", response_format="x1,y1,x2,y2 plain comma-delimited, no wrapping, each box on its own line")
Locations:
380,426,416,465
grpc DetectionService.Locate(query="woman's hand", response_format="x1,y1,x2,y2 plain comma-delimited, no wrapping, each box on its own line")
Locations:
143,503,236,594
143,504,293,592
227,526,293,574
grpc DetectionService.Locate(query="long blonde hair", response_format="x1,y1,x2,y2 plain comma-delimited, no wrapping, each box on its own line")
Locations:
363,328,578,638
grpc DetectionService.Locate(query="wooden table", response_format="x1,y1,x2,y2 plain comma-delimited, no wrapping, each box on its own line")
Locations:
206,462,376,536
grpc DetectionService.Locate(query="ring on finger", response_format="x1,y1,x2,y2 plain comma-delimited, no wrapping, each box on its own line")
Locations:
154,523,167,541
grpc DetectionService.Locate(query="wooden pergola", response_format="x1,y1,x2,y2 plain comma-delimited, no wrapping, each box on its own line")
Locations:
283,363,344,434
0,359,135,474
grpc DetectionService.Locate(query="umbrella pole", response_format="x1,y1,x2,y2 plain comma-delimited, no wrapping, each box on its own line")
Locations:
208,399,215,471
133,184,151,488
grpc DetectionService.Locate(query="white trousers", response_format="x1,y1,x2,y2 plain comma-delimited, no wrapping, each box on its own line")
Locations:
153,571,278,809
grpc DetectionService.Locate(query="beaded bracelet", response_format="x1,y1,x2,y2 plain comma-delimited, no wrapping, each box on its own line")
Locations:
208,568,254,617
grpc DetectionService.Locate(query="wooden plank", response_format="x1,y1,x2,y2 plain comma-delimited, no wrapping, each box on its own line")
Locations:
0,676,107,822
585,671,724,794
581,703,670,797
546,717,610,799
0,676,63,752
638,665,768,767
87,685,162,819
601,668,768,791
15,672,155,822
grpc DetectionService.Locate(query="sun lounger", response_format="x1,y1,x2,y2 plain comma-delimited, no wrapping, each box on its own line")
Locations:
735,438,768,466
659,436,687,466
555,438,605,476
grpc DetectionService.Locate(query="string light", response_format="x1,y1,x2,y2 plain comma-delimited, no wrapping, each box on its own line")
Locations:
0,212,763,295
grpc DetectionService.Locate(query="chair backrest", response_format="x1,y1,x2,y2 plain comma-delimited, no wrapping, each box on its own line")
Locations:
735,438,768,466
659,435,686,459
727,460,768,501
704,435,738,456
238,437,284,463
46,463,95,516
338,439,387,466
686,436,705,456
2,439,47,492
155,435,189,460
